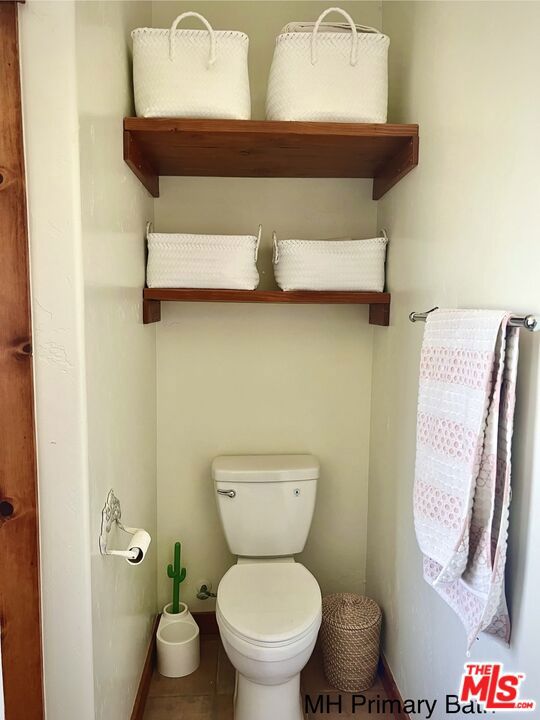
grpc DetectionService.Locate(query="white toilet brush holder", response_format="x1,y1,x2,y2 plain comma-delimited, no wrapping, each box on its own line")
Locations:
157,616,200,678
160,602,190,627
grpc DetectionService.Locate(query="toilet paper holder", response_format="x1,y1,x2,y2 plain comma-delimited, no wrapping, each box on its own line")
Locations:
99,489,151,564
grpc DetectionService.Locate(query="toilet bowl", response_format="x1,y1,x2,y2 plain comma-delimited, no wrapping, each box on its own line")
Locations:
216,560,321,720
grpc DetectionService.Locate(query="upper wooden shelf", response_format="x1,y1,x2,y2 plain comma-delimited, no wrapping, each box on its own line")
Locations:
123,118,419,200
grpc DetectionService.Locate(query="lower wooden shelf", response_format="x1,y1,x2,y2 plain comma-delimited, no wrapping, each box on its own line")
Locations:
142,288,391,326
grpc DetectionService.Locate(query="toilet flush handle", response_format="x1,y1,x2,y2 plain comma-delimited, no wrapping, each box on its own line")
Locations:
217,489,236,499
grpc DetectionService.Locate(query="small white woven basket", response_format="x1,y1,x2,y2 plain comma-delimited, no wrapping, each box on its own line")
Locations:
273,231,388,292
132,12,251,119
266,7,389,122
146,225,261,290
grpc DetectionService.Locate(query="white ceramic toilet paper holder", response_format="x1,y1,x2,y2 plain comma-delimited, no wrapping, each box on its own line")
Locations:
99,489,151,563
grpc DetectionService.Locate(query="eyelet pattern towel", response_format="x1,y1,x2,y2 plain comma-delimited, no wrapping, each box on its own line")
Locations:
413,309,519,649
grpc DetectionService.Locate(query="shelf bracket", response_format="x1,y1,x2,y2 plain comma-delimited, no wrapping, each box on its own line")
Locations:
124,130,159,198
369,302,390,326
143,298,161,324
372,136,419,200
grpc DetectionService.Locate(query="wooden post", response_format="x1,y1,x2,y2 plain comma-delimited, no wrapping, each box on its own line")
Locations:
0,2,45,718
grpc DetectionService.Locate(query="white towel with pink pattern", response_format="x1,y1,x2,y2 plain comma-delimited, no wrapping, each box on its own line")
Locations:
414,309,519,649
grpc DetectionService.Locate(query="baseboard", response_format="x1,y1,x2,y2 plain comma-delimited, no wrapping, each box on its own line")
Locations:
192,610,219,634
379,654,411,720
130,614,160,720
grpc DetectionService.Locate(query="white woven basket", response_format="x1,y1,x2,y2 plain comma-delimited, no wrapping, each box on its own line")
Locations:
146,225,261,290
132,12,251,119
266,7,389,123
273,231,388,292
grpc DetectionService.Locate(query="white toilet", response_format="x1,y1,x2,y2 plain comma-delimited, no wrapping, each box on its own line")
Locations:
212,454,322,720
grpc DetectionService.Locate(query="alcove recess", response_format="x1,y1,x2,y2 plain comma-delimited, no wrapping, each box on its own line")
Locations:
123,118,420,326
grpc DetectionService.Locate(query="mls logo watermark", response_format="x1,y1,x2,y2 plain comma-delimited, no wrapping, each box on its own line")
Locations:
459,663,535,712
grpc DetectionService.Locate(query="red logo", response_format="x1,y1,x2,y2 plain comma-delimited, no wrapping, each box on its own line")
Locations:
459,663,535,711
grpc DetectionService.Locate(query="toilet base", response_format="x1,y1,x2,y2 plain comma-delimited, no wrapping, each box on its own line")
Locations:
234,672,303,720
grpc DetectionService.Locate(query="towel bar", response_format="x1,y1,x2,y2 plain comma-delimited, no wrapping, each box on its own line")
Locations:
409,307,538,332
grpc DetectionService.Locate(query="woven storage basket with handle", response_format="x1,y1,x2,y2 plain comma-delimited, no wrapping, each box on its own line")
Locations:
146,225,261,290
320,593,382,692
266,6,389,122
273,231,388,292
132,11,250,119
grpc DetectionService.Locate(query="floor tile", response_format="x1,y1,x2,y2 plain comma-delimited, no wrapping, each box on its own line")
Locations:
149,637,219,697
216,644,236,695
213,694,234,720
143,694,213,719
302,644,332,692
144,632,392,719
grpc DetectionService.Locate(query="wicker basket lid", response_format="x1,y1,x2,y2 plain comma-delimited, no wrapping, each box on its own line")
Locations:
322,593,381,630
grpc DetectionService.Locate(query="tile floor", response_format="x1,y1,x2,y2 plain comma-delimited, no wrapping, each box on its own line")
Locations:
143,635,393,719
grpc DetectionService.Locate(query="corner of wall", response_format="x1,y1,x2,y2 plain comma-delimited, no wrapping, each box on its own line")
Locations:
20,1,95,718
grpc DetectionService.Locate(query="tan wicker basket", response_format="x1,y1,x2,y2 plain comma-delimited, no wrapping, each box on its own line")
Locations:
320,593,382,692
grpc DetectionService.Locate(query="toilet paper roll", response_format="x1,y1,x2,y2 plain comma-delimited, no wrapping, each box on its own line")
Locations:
127,530,151,565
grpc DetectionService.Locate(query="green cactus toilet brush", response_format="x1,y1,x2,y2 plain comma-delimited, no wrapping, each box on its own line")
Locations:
167,541,187,614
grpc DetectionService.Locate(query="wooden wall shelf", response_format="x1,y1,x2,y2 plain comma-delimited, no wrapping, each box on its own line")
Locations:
142,288,391,326
124,118,419,200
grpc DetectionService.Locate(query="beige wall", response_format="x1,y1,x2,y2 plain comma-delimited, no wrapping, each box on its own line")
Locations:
75,2,158,719
155,176,378,610
153,0,382,618
368,0,540,710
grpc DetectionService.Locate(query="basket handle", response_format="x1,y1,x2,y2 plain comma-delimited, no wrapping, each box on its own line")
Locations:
169,12,217,67
311,7,360,66
255,225,262,262
272,231,279,265
379,228,389,242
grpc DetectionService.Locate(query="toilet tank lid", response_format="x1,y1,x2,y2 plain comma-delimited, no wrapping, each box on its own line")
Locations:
212,454,319,483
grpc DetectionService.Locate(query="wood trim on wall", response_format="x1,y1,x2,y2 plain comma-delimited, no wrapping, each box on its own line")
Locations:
192,611,219,635
130,615,160,720
379,654,411,720
0,2,44,718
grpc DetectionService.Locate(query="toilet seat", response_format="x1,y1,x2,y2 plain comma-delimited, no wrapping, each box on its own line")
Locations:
216,562,321,648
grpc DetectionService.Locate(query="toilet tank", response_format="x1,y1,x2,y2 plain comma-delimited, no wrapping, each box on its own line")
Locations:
212,455,319,557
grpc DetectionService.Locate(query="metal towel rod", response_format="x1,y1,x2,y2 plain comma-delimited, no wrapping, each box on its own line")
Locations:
409,307,538,332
